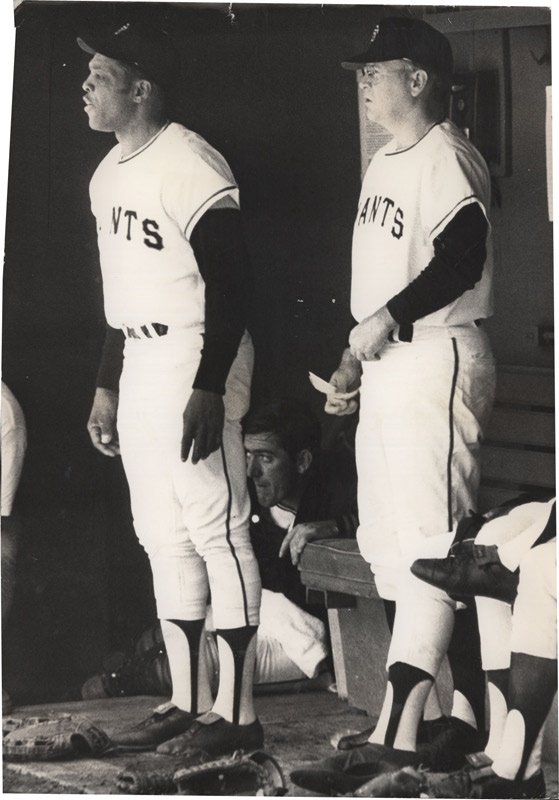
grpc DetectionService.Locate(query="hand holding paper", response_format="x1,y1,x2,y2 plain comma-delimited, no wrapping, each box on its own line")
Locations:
308,372,359,400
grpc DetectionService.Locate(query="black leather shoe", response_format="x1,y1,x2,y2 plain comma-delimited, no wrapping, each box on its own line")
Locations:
156,711,264,757
417,716,487,771
112,702,197,752
336,716,453,751
291,743,421,795
411,540,519,603
336,724,376,750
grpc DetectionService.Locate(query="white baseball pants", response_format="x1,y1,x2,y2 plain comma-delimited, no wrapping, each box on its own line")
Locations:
117,328,261,629
510,538,557,659
356,324,495,600
475,498,556,669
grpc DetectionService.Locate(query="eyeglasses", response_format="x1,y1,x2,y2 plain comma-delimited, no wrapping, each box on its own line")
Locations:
358,61,409,85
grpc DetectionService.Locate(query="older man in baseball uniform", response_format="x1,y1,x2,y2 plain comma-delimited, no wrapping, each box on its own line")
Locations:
79,20,262,758
315,14,496,773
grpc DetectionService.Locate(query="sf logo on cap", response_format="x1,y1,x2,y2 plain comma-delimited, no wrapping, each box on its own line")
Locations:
370,25,379,43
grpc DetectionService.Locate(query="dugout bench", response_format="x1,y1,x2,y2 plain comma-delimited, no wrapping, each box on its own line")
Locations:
298,365,555,744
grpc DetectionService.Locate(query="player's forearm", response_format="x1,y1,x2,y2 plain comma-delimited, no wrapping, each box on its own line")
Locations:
95,324,125,392
191,208,252,395
386,202,488,325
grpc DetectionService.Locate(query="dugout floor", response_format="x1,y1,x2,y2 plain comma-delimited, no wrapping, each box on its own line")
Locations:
2,691,558,797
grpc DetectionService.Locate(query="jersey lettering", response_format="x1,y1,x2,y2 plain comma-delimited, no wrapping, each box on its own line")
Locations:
124,210,137,240
111,206,122,234
108,206,165,251
357,195,405,240
143,219,164,251
391,207,404,240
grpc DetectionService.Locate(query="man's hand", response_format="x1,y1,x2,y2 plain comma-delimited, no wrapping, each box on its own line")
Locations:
325,349,361,416
181,389,225,465
349,305,396,362
279,521,339,566
87,388,120,457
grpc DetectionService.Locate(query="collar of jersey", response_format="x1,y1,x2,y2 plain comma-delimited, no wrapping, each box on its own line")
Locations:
118,120,171,164
385,118,444,157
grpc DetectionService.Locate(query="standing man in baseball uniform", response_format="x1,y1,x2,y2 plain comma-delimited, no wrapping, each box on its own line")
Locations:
322,14,496,766
79,20,262,758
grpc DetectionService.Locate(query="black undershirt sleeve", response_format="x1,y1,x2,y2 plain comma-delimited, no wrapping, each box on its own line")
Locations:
190,207,252,395
386,202,488,325
95,325,125,392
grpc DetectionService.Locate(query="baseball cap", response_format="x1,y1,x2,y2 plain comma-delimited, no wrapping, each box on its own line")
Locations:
77,21,179,90
342,16,453,74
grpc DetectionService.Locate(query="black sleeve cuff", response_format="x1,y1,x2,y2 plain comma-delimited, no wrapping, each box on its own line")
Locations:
95,325,125,392
192,336,243,395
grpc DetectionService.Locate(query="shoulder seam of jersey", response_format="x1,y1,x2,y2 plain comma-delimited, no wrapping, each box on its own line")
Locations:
118,121,172,164
430,195,481,239
184,186,238,238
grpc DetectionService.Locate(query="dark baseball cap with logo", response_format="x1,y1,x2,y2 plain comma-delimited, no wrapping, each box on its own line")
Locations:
77,21,179,91
342,16,453,74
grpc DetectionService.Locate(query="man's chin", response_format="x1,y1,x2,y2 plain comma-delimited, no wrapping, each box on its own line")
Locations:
254,488,275,508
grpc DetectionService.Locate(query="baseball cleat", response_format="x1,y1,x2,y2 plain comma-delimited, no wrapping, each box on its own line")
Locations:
411,540,519,603
156,710,264,757
111,701,197,752
416,715,487,771
335,715,454,751
290,743,422,795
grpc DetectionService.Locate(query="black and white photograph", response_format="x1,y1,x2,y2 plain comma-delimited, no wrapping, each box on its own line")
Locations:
0,1,555,796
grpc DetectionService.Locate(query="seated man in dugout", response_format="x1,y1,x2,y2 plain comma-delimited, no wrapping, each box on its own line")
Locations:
82,397,358,698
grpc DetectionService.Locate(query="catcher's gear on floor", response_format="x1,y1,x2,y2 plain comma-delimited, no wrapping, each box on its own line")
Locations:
174,749,287,795
2,714,115,762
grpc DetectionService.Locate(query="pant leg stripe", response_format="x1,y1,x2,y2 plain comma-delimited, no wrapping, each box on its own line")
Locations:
447,338,460,532
220,443,250,626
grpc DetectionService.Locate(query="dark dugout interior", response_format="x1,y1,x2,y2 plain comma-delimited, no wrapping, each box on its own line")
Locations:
3,1,380,703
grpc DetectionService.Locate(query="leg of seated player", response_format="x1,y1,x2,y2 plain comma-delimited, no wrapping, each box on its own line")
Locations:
491,540,557,784
446,605,486,734
473,498,556,761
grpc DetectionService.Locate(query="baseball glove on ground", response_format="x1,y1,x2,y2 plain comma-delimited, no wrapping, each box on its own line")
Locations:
174,749,287,795
3,713,115,762
116,754,188,794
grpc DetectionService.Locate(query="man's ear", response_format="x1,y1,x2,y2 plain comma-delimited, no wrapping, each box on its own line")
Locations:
133,79,152,103
409,68,429,97
296,448,313,475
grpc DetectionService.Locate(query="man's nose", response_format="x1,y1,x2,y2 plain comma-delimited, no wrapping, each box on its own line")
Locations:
247,459,260,479
82,75,93,92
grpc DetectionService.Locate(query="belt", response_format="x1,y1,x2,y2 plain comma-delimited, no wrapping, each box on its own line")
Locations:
387,319,484,344
122,323,168,339
388,323,414,343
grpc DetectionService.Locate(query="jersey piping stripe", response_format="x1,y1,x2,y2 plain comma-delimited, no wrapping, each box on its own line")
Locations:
117,121,172,164
446,338,460,532
384,119,444,157
220,443,250,627
185,186,238,239
430,196,481,240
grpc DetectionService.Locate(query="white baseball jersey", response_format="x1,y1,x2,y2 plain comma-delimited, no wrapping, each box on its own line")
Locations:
351,120,493,326
89,121,240,330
